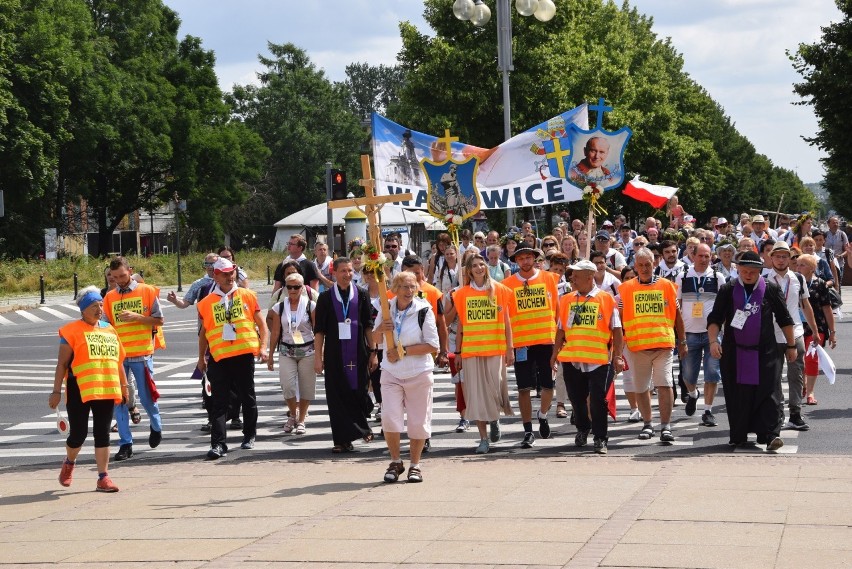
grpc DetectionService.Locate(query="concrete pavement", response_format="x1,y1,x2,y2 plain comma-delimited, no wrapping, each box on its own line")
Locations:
1,453,851,568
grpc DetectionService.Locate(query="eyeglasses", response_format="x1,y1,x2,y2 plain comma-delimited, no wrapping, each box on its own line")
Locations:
596,237,609,241
384,244,398,249
203,261,214,267
285,285,302,290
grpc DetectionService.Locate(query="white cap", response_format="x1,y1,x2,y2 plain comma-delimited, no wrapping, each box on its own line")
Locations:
568,259,597,272
213,258,236,273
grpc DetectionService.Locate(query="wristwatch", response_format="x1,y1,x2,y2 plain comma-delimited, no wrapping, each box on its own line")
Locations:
786,344,796,349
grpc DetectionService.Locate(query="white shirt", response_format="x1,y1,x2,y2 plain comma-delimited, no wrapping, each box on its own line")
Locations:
373,297,440,379
675,266,726,334
605,248,627,270
763,268,809,342
656,259,685,281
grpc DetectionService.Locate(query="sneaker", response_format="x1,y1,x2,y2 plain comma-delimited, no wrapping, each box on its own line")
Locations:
240,436,255,450
521,432,535,448
58,460,74,487
786,413,810,431
628,409,641,422
423,438,431,452
230,418,243,430
660,428,675,442
701,410,717,427
475,439,490,454
489,420,501,443
294,422,306,435
538,412,551,439
685,390,700,416
283,416,296,433
96,475,119,493
455,418,469,433
383,461,405,483
575,430,589,447
114,443,133,461
594,438,608,454
206,443,227,460
200,422,212,432
767,437,784,451
148,428,162,448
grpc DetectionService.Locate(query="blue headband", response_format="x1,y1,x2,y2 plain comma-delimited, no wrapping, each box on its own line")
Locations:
78,291,103,313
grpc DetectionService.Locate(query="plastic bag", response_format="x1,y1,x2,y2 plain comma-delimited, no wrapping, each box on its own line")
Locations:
806,342,836,385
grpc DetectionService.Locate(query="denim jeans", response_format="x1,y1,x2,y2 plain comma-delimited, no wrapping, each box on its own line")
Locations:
115,356,162,446
681,332,721,388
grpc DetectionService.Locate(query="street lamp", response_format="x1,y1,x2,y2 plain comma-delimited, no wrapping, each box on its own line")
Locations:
453,0,556,229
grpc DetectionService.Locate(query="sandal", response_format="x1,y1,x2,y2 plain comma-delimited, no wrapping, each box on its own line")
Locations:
363,432,374,444
110,422,118,433
806,395,818,405
407,465,423,483
556,405,568,419
331,443,354,454
384,461,405,483
130,409,142,424
638,425,654,440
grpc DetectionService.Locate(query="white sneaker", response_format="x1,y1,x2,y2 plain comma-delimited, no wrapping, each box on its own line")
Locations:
628,409,641,422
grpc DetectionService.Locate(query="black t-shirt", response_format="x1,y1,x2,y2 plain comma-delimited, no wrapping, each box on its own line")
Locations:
274,257,320,286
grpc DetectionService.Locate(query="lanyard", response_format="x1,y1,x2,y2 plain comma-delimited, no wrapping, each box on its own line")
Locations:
393,301,412,341
334,285,354,321
570,291,594,325
693,275,707,300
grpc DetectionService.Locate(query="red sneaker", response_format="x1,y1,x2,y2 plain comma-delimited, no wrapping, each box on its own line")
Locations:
96,475,119,493
58,461,74,487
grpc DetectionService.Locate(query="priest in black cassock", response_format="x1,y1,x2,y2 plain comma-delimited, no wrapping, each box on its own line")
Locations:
314,257,376,453
707,252,796,451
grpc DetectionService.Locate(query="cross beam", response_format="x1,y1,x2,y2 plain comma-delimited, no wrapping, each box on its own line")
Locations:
326,155,413,358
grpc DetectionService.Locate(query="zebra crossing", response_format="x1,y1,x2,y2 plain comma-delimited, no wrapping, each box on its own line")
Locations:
0,356,801,460
0,301,193,327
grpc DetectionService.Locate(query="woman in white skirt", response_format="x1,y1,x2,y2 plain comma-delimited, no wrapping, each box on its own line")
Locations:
453,254,514,454
268,273,316,435
374,272,440,483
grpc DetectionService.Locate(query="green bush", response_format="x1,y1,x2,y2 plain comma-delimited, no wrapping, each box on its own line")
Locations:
0,250,285,296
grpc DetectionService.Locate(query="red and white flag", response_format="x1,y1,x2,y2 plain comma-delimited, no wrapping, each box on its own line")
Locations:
622,175,678,209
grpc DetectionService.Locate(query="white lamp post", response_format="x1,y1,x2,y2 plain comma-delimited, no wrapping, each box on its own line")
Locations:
453,0,556,229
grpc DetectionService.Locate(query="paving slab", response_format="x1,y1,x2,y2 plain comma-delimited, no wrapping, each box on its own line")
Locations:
602,543,779,569
64,538,255,563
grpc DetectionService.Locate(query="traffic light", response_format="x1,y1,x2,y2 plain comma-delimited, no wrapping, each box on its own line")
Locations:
331,169,347,200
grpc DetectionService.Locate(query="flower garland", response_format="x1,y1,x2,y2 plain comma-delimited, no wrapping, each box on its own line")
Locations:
582,184,607,216
444,209,463,250
358,242,394,276
347,237,365,254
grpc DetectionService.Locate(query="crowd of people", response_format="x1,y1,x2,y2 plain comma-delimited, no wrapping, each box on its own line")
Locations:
48,210,847,488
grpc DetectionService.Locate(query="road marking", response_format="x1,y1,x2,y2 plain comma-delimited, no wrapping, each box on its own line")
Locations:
38,306,75,320
14,310,44,323
0,314,14,326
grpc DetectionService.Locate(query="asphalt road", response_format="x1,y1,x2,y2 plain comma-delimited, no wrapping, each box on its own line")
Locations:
1,289,850,472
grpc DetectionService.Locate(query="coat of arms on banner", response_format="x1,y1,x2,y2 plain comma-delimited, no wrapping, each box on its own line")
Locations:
420,130,482,226
564,98,632,191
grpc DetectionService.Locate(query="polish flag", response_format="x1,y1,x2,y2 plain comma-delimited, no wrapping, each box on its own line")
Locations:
622,175,678,209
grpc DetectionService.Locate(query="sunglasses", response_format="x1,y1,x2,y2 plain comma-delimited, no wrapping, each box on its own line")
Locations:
203,261,214,267
542,242,556,247
285,285,302,290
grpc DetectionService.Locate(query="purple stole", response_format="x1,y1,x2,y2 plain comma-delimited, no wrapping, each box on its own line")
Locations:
732,277,765,385
332,286,359,390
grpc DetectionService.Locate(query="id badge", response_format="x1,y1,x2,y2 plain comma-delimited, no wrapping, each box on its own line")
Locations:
516,346,528,362
222,324,237,341
567,311,575,329
291,329,304,344
731,309,748,330
338,319,352,340
691,302,704,319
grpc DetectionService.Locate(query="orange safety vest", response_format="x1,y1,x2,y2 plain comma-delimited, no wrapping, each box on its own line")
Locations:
453,282,512,358
618,277,677,351
103,283,159,358
557,290,615,365
503,270,559,347
58,320,124,403
198,287,260,362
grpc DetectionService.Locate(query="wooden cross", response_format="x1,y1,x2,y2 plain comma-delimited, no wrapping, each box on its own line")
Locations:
327,154,414,358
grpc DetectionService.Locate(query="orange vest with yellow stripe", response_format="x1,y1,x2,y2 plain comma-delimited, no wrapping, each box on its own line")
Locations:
198,287,260,362
503,270,558,347
454,282,511,358
103,284,159,358
619,277,677,351
59,320,124,403
557,290,615,365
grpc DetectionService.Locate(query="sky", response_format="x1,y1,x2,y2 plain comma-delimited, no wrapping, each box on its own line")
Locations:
162,0,842,184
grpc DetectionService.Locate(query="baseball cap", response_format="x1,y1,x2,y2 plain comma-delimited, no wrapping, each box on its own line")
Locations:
568,259,597,272
213,258,236,273
602,220,614,227
595,230,610,240
715,217,728,226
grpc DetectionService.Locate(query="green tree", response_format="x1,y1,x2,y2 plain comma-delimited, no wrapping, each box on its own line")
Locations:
394,0,814,228
227,42,364,247
791,0,851,217
342,62,406,123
